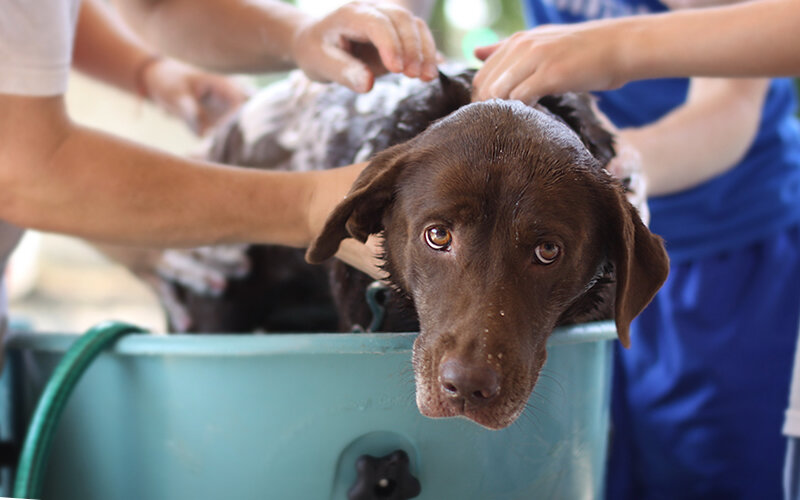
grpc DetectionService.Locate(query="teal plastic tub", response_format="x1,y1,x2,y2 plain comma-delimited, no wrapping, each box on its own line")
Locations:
5,322,615,500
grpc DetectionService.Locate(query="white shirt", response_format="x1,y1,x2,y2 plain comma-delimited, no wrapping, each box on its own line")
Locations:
0,0,81,96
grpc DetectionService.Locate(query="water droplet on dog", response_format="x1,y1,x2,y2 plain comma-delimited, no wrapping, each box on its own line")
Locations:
497,353,503,359
499,310,505,317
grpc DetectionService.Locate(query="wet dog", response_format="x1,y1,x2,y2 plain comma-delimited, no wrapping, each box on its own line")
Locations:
155,69,669,429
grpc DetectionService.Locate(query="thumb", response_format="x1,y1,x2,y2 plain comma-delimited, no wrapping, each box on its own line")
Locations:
309,47,375,93
175,94,201,135
474,42,501,61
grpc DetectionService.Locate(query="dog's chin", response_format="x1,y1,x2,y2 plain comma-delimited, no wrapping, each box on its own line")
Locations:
415,381,527,430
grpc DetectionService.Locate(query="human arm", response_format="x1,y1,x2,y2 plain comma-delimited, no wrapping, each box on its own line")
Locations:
0,95,382,274
73,0,248,135
472,0,800,102
618,78,768,196
113,0,438,92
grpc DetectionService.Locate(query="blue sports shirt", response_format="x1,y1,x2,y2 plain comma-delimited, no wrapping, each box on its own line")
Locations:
524,0,800,262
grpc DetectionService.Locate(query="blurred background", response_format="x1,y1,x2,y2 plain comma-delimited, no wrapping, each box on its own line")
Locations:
4,0,526,333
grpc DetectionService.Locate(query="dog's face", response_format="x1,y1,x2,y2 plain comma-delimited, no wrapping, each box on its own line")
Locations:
308,99,668,429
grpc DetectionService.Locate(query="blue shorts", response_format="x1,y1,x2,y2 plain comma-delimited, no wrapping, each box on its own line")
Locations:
606,225,800,500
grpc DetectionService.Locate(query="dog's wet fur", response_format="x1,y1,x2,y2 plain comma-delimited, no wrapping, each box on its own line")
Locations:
174,70,669,430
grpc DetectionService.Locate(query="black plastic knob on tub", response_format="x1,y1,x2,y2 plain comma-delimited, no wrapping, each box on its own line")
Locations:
348,450,421,500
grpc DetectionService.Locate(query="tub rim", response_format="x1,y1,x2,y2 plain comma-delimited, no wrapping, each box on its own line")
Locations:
6,320,616,356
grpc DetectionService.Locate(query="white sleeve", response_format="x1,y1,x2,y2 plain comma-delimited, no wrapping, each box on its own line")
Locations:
0,0,81,96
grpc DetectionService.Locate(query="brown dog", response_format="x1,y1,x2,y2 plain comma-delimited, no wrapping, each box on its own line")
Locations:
305,95,668,429
150,69,668,430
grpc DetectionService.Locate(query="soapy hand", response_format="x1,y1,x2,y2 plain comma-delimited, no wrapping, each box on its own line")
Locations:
142,58,251,136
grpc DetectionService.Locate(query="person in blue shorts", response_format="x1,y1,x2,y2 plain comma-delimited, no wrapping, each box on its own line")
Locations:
473,0,800,498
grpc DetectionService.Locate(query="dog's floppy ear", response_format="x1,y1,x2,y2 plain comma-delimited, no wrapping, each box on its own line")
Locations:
305,145,409,264
306,70,473,265
602,185,670,348
537,94,616,168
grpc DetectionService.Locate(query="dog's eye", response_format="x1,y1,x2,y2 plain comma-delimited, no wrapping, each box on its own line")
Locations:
534,242,560,264
424,225,452,250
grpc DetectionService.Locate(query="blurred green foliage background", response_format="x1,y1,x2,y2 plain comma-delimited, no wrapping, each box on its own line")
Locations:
428,0,526,64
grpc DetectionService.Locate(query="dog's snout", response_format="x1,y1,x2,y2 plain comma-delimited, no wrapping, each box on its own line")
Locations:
439,357,500,405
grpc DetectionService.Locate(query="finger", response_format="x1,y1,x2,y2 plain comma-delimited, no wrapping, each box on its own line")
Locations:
472,46,514,101
474,42,501,61
417,18,438,81
379,6,423,78
482,71,519,101
187,85,218,136
196,105,220,137
340,5,405,74
476,49,536,101
607,140,642,179
314,45,376,92
336,237,388,280
472,41,508,98
175,94,201,134
207,78,249,108
193,81,245,129
508,72,547,105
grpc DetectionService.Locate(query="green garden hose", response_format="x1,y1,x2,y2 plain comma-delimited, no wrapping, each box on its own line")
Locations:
13,321,146,499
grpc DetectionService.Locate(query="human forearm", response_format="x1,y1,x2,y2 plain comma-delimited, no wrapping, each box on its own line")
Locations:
73,0,251,136
0,95,365,250
473,0,800,102
115,0,437,93
620,78,768,196
73,0,158,96
2,129,306,247
622,0,800,81
113,0,307,74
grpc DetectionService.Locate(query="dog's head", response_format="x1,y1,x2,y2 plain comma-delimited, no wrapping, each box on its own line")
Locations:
307,97,668,429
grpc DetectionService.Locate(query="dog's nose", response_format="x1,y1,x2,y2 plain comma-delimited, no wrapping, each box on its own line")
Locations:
439,357,500,404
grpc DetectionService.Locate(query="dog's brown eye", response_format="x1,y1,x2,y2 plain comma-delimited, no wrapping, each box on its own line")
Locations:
534,242,560,264
424,225,452,250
